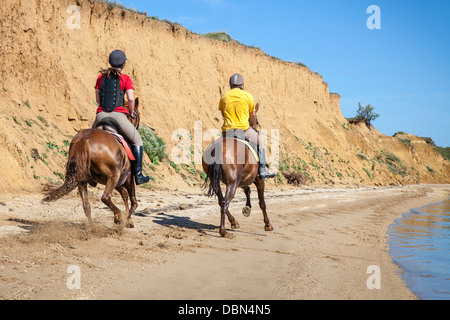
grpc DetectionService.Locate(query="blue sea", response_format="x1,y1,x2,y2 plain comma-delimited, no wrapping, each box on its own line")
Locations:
388,198,450,300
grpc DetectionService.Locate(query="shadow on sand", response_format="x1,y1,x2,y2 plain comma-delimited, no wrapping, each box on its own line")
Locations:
147,213,268,238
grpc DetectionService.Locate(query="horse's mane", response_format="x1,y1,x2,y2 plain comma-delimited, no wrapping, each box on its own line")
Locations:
99,67,122,78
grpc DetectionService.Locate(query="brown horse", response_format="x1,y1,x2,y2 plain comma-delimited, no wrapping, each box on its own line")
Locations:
202,134,273,238
43,99,142,228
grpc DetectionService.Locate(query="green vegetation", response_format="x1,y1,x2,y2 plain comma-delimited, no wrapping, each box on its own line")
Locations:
393,132,412,148
10,108,73,183
357,153,368,161
139,126,167,164
37,116,49,127
363,168,372,179
434,146,450,161
12,116,21,126
202,31,261,50
293,62,307,68
418,136,449,161
398,138,412,147
421,137,436,146
377,150,408,177
342,122,350,131
426,166,436,173
202,32,232,43
280,138,354,185
347,103,380,127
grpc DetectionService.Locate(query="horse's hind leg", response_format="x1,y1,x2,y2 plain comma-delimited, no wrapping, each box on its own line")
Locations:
254,177,273,232
219,183,239,238
127,182,138,215
216,187,228,238
117,185,134,229
78,182,94,227
102,177,123,226
242,186,252,217
227,208,240,231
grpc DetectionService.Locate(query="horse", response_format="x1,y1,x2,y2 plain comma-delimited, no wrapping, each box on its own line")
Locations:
42,98,142,229
202,129,273,238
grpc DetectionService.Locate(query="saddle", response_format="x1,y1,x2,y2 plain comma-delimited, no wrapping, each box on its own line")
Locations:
110,132,135,161
96,118,135,161
224,129,259,163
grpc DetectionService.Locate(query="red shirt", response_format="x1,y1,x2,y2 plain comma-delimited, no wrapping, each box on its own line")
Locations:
95,73,134,114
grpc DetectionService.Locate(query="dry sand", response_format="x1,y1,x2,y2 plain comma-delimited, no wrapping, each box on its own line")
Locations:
0,184,449,300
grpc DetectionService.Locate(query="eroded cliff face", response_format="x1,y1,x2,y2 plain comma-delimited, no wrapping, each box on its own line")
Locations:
0,0,448,193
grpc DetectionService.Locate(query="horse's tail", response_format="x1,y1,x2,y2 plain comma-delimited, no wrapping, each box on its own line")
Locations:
204,162,222,198
43,138,91,202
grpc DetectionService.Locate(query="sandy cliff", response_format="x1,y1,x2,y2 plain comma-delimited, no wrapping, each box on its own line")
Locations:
0,0,448,194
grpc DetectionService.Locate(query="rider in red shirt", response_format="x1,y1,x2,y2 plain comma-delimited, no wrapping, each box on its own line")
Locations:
92,50,150,185
94,73,134,114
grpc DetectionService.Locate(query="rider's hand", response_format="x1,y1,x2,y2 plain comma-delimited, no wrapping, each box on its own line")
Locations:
130,110,138,120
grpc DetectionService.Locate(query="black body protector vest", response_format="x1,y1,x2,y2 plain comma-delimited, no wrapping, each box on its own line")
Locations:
100,75,125,112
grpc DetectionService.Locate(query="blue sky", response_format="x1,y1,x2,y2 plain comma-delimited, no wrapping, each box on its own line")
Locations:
114,0,450,147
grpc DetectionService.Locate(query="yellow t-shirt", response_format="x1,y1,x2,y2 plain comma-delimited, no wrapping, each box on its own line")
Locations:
219,88,255,132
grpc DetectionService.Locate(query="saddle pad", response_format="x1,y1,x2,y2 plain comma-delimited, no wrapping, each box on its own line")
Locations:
236,139,259,163
111,133,136,161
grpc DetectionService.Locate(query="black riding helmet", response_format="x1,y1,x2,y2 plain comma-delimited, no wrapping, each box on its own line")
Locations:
109,50,127,68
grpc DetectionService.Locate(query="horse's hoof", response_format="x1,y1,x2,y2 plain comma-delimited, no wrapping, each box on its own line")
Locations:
220,231,234,239
126,220,135,229
242,206,251,218
265,224,274,232
114,213,123,225
231,222,240,230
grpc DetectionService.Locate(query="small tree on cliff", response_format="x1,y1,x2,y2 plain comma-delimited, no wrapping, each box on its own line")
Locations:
348,103,380,128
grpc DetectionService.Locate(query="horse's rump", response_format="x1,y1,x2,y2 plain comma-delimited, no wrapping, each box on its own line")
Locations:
43,129,126,202
202,137,258,198
43,132,92,202
67,136,91,182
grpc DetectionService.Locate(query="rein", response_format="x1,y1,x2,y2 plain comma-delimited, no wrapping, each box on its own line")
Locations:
129,109,140,130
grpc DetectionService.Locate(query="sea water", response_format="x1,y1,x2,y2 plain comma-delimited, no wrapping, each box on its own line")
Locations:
388,198,450,300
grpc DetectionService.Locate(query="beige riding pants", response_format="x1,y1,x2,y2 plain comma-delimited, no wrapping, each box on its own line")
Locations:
92,111,143,147
222,128,261,147
244,127,260,147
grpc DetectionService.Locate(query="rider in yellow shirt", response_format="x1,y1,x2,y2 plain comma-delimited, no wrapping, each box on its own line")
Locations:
219,88,255,131
219,74,276,180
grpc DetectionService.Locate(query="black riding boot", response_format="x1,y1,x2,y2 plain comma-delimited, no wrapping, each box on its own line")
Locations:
133,146,150,185
258,148,276,180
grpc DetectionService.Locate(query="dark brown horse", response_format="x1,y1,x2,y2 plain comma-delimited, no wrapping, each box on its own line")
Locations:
202,134,273,238
43,99,142,228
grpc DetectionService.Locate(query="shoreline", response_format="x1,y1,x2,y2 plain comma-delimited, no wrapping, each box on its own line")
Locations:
0,184,449,300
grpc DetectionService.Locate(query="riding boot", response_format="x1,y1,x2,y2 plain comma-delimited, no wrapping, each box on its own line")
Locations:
132,146,150,185
258,148,276,179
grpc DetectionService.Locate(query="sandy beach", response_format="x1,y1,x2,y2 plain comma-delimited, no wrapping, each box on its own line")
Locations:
0,184,449,300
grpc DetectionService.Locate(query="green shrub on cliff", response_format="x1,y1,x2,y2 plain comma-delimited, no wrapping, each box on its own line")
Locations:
347,103,380,127
203,32,233,42
138,126,167,164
